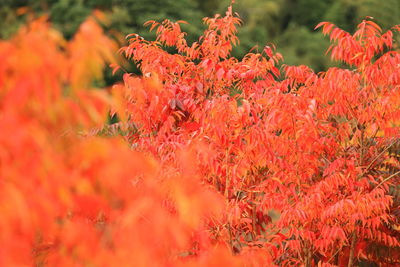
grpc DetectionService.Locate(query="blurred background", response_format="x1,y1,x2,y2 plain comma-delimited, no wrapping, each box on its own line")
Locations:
1,0,400,72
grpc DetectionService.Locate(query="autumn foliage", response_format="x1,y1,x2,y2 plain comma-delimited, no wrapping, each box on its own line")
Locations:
1,5,399,267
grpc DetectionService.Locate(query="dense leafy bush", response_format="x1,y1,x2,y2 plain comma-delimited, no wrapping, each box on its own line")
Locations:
1,5,399,267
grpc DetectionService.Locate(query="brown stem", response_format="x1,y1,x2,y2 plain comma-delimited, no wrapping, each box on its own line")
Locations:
227,223,235,254
347,230,357,267
305,247,312,267
224,148,230,198
251,202,256,239
302,241,313,267
360,126,365,166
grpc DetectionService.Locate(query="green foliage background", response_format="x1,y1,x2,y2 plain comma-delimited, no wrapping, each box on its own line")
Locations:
2,0,400,72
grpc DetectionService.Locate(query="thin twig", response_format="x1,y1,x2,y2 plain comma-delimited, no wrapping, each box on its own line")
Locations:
374,170,400,190
363,139,398,174
327,247,341,263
